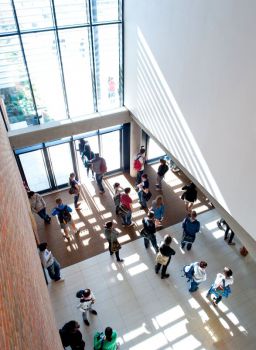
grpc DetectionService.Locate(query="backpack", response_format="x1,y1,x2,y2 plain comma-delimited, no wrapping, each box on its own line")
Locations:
57,205,71,224
76,289,85,298
59,329,70,347
182,264,195,282
100,158,107,173
134,157,142,171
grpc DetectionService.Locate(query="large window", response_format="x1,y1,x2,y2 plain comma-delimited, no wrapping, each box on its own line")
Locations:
0,0,123,130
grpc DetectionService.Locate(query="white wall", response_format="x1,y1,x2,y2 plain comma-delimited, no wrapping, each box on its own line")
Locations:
125,0,256,240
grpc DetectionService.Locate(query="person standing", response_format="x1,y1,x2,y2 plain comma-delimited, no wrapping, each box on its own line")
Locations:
207,267,233,306
82,141,95,178
93,327,118,350
134,146,146,185
142,211,159,253
104,221,124,262
59,321,85,350
184,261,207,292
137,174,150,209
155,234,176,279
113,182,123,215
28,191,51,223
38,242,64,282
69,173,81,210
155,158,169,190
52,198,80,241
181,211,200,251
76,288,97,326
150,195,165,226
181,182,197,211
91,153,107,194
120,187,134,227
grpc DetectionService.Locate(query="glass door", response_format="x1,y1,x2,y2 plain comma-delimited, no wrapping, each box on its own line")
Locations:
100,130,121,172
19,150,50,192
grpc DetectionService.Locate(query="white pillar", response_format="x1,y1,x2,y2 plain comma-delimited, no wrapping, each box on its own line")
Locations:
130,120,142,177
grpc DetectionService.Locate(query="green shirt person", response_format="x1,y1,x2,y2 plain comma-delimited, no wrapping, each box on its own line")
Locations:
93,327,118,350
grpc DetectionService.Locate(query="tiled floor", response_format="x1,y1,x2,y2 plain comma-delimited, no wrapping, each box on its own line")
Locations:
48,209,256,350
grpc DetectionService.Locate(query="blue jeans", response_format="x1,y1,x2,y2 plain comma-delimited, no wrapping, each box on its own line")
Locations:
37,208,51,223
122,210,132,225
96,173,104,192
189,280,199,292
207,285,222,304
47,260,61,281
138,191,147,208
74,193,80,208
144,235,159,252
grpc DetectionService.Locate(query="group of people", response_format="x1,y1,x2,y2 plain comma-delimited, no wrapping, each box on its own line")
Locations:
27,144,237,349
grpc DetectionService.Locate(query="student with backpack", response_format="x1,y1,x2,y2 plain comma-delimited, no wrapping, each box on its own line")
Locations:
76,288,97,326
59,320,85,350
69,173,81,210
206,267,233,306
183,261,207,292
155,158,169,190
155,235,176,279
141,211,159,253
52,198,80,241
181,211,200,251
134,146,146,185
91,153,107,194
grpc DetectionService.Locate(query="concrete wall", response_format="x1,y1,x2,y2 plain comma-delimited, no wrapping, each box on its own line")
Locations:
0,117,63,350
124,0,256,241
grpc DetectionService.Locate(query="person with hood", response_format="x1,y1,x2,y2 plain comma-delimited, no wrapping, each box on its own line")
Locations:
184,261,207,292
207,267,233,306
155,234,176,279
181,210,200,251
181,182,197,211
104,221,124,262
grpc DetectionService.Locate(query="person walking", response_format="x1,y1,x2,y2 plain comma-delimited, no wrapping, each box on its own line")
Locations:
137,174,151,209
76,288,97,326
91,153,107,194
120,187,134,227
59,321,85,350
28,191,51,223
207,267,233,306
181,182,197,211
69,173,81,210
181,210,200,251
93,327,118,350
134,146,146,185
52,198,80,241
141,211,159,253
155,158,169,190
113,182,123,215
82,141,95,178
38,242,64,282
104,221,124,262
183,261,207,292
150,195,165,227
155,234,176,279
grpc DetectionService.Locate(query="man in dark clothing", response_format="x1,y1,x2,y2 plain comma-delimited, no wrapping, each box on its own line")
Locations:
59,320,85,350
217,219,235,245
156,159,169,190
155,235,176,279
91,153,107,194
181,182,197,211
142,211,159,252
181,211,200,250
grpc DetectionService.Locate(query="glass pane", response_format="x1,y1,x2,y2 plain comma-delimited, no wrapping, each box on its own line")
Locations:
54,0,89,26
59,28,94,117
147,138,165,160
85,135,99,154
0,0,17,34
14,0,54,30
93,24,121,111
22,32,67,122
100,130,120,171
0,36,36,129
48,143,73,186
91,0,120,23
19,150,50,191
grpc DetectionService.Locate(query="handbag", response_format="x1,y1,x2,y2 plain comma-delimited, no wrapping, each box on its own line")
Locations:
111,240,121,252
155,252,169,266
69,187,76,195
143,190,152,202
140,228,148,237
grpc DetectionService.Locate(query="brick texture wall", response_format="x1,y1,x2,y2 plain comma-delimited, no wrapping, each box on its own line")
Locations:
0,118,63,350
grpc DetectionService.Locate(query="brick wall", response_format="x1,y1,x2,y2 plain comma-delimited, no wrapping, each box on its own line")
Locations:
0,118,63,350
